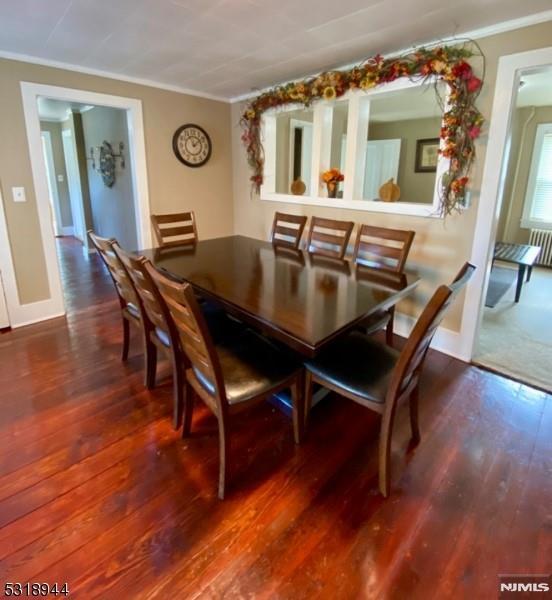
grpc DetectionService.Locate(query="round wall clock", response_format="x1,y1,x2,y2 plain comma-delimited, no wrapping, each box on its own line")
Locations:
172,124,212,167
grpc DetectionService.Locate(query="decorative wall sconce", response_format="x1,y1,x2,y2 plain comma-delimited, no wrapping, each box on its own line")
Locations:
87,141,125,188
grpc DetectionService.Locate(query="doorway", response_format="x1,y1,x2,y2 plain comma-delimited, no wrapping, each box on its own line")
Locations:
460,46,552,392
0,83,153,326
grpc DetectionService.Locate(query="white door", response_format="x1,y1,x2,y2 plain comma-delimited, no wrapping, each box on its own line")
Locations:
0,271,9,329
364,139,401,200
61,128,87,246
41,131,63,237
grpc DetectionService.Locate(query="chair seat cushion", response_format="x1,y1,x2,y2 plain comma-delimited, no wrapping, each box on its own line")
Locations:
194,331,301,405
305,331,399,404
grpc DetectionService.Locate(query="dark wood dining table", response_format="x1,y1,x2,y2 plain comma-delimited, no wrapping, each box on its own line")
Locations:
141,235,419,358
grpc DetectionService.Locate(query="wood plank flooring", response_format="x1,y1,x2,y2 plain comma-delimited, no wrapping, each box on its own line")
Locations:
0,237,550,599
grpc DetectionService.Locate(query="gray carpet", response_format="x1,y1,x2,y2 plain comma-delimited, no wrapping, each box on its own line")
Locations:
485,266,517,307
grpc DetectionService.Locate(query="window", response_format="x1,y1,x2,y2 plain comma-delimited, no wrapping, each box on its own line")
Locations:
522,123,552,229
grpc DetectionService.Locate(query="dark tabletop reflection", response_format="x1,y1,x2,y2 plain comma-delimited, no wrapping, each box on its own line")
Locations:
140,235,418,355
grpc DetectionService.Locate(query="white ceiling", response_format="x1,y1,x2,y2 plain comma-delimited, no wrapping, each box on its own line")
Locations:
517,68,552,107
0,0,550,101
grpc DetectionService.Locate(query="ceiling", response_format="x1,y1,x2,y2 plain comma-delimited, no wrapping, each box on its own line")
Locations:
517,68,552,107
0,0,550,101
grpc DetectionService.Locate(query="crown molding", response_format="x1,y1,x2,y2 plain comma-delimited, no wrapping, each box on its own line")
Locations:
0,50,229,103
229,9,552,103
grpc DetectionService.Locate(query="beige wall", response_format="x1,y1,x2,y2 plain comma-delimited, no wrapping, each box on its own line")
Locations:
39,120,73,228
369,117,441,204
232,21,552,332
0,57,233,304
498,104,552,244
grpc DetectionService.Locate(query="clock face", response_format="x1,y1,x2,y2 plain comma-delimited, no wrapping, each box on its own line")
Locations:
172,124,212,167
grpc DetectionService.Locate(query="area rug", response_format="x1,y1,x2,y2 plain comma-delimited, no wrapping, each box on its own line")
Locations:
485,265,517,308
476,266,552,393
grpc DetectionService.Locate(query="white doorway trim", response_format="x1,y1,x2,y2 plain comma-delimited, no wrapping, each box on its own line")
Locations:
459,46,552,361
1,82,153,327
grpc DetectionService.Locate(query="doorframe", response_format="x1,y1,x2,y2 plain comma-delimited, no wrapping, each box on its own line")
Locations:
40,130,63,237
1,82,152,327
458,46,552,360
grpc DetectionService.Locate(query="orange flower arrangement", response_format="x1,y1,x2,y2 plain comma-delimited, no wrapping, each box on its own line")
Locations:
322,168,344,198
321,168,344,184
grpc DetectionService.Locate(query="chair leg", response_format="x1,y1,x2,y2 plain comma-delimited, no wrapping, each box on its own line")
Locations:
144,339,157,389
291,377,304,445
385,307,395,347
378,403,397,498
217,415,229,500
181,384,194,438
172,359,184,431
409,385,421,444
304,370,313,428
121,317,130,361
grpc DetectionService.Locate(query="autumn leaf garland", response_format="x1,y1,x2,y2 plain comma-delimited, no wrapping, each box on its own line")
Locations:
240,42,485,216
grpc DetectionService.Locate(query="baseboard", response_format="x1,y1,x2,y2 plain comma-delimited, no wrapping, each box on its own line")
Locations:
394,312,470,362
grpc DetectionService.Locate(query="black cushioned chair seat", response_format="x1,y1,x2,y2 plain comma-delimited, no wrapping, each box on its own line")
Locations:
194,331,301,405
305,331,399,404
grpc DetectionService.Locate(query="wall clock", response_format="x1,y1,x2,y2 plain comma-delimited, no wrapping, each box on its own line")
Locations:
172,124,212,167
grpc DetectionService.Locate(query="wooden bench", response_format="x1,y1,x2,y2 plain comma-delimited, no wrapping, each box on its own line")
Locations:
493,242,541,302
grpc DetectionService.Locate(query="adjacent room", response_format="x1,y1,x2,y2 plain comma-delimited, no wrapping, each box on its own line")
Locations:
0,1,550,598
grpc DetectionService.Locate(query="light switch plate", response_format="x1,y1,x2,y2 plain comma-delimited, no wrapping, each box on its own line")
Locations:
12,187,26,203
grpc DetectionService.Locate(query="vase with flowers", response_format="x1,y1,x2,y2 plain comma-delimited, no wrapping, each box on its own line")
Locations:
321,168,344,198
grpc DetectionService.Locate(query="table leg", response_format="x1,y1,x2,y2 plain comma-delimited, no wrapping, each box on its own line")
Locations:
526,266,533,282
515,264,526,303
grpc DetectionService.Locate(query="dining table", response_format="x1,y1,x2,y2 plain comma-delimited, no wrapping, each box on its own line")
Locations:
141,235,420,411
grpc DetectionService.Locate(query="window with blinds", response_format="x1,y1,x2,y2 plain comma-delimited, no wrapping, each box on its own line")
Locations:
522,123,552,229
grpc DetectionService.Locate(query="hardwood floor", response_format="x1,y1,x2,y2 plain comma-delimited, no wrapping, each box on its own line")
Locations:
0,236,550,599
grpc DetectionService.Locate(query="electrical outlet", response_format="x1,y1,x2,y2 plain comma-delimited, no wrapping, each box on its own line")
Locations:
12,187,26,203
57,174,64,182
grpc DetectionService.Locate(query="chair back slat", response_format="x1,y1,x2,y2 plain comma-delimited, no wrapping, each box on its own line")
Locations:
88,230,138,309
151,212,198,248
307,217,354,259
113,244,175,340
271,212,307,249
353,225,415,272
388,263,475,400
147,264,226,404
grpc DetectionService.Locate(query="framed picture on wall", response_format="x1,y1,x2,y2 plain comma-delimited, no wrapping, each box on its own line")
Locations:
415,138,440,173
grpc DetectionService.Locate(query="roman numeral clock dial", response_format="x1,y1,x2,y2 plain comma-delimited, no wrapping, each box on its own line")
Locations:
172,124,212,167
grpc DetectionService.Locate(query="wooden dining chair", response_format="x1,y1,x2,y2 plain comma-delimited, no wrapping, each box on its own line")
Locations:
148,266,305,499
353,225,416,347
151,212,198,248
306,217,354,259
271,212,307,249
88,230,152,376
304,262,475,497
112,244,185,428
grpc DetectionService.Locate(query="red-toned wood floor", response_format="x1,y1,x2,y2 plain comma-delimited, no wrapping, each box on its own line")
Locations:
0,237,550,599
